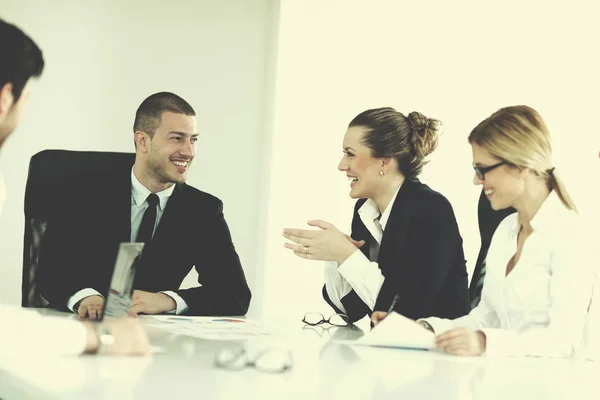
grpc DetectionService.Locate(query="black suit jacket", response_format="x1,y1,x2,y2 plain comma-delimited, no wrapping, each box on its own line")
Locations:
323,179,469,322
37,168,251,316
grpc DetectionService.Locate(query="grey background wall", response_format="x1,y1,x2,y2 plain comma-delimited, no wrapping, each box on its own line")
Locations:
0,0,279,317
2,1,598,325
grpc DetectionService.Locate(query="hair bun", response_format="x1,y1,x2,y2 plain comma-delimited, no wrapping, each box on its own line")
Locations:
407,111,442,159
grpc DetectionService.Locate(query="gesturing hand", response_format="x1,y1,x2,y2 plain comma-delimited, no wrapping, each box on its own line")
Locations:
77,295,105,320
435,327,486,356
129,290,176,316
283,220,365,264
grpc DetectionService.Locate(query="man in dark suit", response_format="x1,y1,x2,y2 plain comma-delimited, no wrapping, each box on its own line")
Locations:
37,92,251,318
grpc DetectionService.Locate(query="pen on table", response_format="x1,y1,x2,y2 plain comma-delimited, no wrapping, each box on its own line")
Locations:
370,294,400,329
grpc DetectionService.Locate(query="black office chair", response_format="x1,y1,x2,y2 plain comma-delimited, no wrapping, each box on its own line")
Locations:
22,150,135,307
469,190,516,309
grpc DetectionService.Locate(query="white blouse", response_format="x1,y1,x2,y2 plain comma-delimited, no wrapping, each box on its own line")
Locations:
324,185,402,312
425,191,597,358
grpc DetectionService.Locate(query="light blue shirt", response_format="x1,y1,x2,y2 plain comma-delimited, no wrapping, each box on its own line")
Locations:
130,168,175,242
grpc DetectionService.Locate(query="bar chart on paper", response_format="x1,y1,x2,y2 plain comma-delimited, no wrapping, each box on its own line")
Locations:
142,316,276,340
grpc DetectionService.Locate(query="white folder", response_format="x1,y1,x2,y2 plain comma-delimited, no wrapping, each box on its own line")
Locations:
337,312,435,350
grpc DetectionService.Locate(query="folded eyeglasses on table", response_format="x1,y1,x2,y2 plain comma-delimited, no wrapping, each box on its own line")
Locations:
302,312,350,327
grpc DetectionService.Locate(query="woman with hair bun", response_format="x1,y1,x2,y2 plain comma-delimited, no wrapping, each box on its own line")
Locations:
283,107,470,323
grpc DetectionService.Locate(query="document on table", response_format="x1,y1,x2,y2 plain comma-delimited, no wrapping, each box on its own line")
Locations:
143,316,275,340
336,312,435,350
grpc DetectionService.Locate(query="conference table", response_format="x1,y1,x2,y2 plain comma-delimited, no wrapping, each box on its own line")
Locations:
0,309,598,400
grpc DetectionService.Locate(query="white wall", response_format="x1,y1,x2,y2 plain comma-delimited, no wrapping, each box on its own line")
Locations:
2,0,598,324
263,0,600,325
0,0,279,316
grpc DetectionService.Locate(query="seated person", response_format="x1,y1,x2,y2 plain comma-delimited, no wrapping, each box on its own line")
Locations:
1,17,148,356
37,92,251,318
283,107,470,322
373,105,596,358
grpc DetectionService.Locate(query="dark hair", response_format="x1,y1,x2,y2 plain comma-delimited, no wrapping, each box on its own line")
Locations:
133,92,196,137
0,19,45,102
349,107,442,180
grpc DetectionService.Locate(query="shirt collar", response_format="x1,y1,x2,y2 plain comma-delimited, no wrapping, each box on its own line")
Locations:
358,183,403,230
529,190,570,233
510,190,570,234
131,168,175,211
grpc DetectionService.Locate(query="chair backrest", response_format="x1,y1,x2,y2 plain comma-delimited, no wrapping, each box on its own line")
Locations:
469,190,516,308
22,149,135,307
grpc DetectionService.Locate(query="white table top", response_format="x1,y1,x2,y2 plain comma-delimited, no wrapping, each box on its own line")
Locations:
0,309,598,400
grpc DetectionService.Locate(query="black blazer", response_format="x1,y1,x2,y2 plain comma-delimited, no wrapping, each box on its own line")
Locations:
36,168,251,316
323,179,469,322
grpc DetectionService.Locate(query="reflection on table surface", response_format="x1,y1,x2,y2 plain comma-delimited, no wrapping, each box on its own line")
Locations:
0,309,598,400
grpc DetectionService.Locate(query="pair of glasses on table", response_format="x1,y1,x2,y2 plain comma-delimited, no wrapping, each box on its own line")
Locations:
214,344,293,374
302,312,350,327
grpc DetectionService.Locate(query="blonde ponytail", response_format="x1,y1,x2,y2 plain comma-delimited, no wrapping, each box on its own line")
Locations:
548,168,577,212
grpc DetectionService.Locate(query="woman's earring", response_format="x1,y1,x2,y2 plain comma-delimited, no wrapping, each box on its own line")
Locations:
379,170,385,176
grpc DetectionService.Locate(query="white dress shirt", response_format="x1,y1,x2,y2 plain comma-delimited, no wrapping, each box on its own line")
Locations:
68,169,189,314
325,184,402,313
0,172,86,357
424,191,597,358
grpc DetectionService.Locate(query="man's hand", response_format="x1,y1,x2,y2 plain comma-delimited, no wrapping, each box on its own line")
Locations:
84,317,151,356
129,290,176,316
77,295,104,320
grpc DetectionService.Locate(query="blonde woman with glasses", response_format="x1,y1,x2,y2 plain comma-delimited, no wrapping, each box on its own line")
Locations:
372,105,596,358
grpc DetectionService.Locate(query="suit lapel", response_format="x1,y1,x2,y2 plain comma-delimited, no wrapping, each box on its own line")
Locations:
150,183,184,248
378,179,420,259
351,199,371,259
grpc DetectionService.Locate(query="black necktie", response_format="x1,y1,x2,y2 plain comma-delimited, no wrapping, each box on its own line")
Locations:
136,193,159,244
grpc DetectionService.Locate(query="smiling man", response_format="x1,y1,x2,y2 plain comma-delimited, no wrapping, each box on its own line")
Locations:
37,92,251,318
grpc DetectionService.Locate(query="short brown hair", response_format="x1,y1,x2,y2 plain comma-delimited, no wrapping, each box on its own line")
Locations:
133,92,195,137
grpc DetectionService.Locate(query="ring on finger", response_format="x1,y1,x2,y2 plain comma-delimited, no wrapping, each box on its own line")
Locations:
303,246,309,254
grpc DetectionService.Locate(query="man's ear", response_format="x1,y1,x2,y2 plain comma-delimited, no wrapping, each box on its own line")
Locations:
0,83,15,117
134,131,150,153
